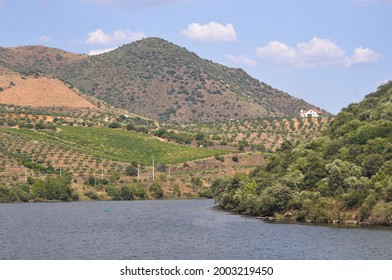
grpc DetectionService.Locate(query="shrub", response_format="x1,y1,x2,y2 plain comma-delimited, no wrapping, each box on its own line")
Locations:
149,182,164,199
0,185,17,203
120,185,134,200
125,165,138,176
109,121,121,129
84,190,99,200
258,184,292,216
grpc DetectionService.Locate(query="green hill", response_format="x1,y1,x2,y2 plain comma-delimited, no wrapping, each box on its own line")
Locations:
212,81,392,225
0,38,325,122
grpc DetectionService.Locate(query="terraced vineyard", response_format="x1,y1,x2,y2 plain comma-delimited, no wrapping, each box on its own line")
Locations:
0,127,230,185
162,115,331,152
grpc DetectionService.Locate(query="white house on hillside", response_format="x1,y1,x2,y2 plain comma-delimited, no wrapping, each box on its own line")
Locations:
300,109,322,118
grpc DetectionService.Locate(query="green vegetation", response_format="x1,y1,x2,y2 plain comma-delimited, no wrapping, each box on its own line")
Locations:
50,126,228,164
0,126,228,165
0,175,78,203
213,82,392,225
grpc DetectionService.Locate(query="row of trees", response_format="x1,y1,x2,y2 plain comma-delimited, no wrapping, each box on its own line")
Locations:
0,173,167,203
0,175,78,203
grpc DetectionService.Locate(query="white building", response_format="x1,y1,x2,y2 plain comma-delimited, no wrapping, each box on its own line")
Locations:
300,109,322,118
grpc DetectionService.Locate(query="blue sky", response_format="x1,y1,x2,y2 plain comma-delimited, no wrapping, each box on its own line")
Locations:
0,0,391,114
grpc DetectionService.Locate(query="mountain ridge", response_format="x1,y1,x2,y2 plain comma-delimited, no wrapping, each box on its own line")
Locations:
0,37,328,122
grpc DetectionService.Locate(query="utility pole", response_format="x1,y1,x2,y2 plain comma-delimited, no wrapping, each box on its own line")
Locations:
137,164,140,181
152,154,155,181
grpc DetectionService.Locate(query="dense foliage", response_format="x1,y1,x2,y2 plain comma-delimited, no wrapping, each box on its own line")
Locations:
0,175,78,202
213,82,392,225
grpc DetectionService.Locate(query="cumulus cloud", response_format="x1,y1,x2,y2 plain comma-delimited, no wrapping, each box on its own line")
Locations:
256,41,297,65
182,22,237,42
256,37,382,68
81,28,146,45
349,47,382,65
225,54,256,66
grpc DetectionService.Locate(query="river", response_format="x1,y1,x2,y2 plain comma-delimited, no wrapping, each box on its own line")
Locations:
1,199,392,259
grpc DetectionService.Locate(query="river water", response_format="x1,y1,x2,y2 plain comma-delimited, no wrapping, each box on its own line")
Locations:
1,199,392,259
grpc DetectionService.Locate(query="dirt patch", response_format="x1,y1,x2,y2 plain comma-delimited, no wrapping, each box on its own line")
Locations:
0,76,97,109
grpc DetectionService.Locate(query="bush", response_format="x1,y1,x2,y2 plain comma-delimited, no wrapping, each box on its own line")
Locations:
149,182,164,199
120,185,134,200
258,184,292,216
125,165,138,176
199,188,213,198
109,121,121,129
30,175,76,201
215,154,224,162
84,190,99,200
106,185,122,200
0,185,17,203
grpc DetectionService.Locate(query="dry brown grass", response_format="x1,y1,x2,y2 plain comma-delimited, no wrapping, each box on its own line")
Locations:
0,75,96,109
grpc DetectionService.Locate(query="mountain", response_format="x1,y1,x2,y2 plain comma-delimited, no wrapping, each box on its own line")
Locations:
0,38,325,122
212,81,392,225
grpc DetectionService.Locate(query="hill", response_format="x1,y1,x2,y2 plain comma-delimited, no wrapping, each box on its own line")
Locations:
0,38,325,122
0,45,86,74
0,125,236,201
0,67,96,109
212,81,392,225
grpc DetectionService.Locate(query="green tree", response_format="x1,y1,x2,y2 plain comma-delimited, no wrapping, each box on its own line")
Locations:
258,184,292,216
149,182,164,199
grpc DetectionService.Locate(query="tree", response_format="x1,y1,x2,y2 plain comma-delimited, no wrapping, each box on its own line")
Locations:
120,186,134,200
109,121,121,129
362,154,384,177
149,182,164,199
258,184,292,216
125,165,138,176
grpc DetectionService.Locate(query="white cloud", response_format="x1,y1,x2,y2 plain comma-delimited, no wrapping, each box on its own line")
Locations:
89,47,117,56
82,28,146,45
225,54,256,66
349,47,382,65
257,37,382,68
296,37,347,67
39,35,51,42
256,41,297,65
182,22,237,42
85,29,114,44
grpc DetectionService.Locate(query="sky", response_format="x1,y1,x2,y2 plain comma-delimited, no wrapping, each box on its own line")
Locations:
0,0,391,114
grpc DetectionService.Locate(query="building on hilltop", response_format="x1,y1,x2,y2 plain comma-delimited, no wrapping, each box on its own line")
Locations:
300,108,322,118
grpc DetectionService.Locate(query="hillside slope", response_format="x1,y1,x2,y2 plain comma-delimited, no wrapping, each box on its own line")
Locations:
0,70,96,109
1,38,324,122
0,45,86,74
213,81,392,225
